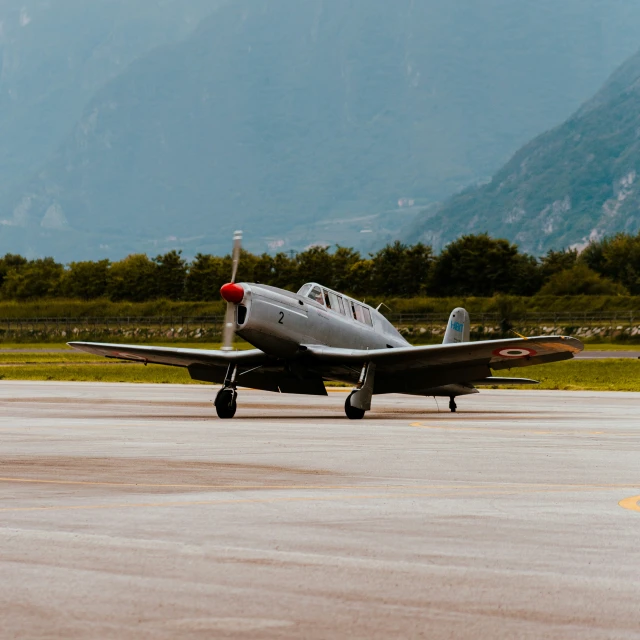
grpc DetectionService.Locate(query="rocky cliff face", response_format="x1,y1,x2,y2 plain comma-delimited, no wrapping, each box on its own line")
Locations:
408,48,640,254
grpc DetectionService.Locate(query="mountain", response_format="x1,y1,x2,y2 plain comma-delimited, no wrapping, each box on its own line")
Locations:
4,0,640,259
0,0,224,202
407,47,640,255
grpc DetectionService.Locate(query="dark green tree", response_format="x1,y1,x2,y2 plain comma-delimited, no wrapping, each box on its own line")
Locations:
107,254,158,302
0,254,28,289
0,257,64,300
252,253,276,286
154,250,187,300
347,259,374,296
370,242,434,297
268,252,298,290
62,260,110,299
580,232,640,294
295,246,334,290
539,264,627,296
539,248,578,283
184,253,227,301
429,233,539,297
330,246,362,293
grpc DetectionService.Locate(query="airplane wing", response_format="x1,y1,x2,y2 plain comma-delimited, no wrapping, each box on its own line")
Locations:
301,336,582,394
68,342,271,368
302,336,582,369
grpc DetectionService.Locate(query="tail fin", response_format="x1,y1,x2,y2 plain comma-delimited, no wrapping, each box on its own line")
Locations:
443,307,470,344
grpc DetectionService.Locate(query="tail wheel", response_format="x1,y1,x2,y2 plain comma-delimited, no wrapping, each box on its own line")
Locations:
345,392,365,420
449,397,457,413
215,388,237,419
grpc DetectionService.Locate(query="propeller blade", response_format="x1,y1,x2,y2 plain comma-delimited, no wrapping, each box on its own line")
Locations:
221,231,243,351
221,301,235,351
230,230,243,284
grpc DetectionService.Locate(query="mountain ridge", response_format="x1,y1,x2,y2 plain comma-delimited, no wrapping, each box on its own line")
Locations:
407,46,640,254
4,0,640,259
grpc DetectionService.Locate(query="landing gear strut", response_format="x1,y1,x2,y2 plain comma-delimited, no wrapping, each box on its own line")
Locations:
215,364,238,419
449,397,457,413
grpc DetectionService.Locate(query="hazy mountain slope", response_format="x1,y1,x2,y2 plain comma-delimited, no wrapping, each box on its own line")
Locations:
0,0,224,199
407,48,640,255
4,0,640,259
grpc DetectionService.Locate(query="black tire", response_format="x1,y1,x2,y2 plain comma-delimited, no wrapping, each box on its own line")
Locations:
345,392,365,420
215,388,237,419
449,397,457,413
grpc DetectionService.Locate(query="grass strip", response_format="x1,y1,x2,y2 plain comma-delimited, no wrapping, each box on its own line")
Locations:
498,359,640,392
0,352,106,364
0,360,638,391
582,343,640,351
0,363,197,384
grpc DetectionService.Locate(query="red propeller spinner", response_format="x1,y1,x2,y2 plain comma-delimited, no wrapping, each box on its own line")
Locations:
220,282,244,304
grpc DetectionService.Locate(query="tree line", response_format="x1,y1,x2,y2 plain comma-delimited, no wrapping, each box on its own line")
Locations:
0,232,638,302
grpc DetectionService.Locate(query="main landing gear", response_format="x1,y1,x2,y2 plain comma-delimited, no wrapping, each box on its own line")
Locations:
345,392,365,420
449,397,457,413
344,362,376,420
215,387,237,419
215,364,238,419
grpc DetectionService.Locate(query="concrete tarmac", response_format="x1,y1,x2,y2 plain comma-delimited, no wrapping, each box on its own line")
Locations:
1,381,639,639
575,350,640,359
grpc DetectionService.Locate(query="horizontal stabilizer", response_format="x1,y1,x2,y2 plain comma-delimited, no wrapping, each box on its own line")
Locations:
473,377,539,385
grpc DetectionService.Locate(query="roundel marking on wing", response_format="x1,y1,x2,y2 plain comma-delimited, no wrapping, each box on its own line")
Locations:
492,347,538,358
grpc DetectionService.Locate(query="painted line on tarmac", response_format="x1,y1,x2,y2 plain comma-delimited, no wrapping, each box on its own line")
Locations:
1,476,637,491
0,477,516,492
2,484,638,514
0,487,606,514
619,496,640,512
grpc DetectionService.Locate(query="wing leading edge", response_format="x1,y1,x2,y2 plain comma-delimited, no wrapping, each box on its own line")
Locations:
68,342,271,368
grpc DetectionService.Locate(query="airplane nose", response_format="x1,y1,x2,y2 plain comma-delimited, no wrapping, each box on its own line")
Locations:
220,282,244,303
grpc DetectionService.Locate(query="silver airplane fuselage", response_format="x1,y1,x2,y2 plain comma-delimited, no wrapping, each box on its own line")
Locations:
232,282,408,357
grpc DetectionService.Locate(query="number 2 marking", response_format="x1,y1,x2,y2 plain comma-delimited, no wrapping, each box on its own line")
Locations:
278,311,284,324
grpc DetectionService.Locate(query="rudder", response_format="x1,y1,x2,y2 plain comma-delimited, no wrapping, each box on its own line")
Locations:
443,307,470,344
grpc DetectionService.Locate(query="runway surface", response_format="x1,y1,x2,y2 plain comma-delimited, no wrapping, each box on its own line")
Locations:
575,350,640,359
1,381,639,639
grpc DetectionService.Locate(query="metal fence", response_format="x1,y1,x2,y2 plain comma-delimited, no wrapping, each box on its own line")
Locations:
0,311,637,339
387,311,637,327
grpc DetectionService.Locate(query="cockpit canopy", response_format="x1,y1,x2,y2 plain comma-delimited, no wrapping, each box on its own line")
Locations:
297,283,373,327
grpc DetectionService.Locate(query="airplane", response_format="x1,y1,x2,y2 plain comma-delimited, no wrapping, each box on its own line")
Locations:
70,232,584,419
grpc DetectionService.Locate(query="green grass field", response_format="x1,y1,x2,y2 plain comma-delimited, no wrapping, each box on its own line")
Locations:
500,359,640,392
0,363,197,384
0,358,637,391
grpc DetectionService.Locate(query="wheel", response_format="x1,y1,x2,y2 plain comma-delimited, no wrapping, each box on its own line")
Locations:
345,392,365,420
215,387,237,419
449,397,457,413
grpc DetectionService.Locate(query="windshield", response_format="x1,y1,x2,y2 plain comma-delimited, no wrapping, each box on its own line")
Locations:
306,285,325,306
